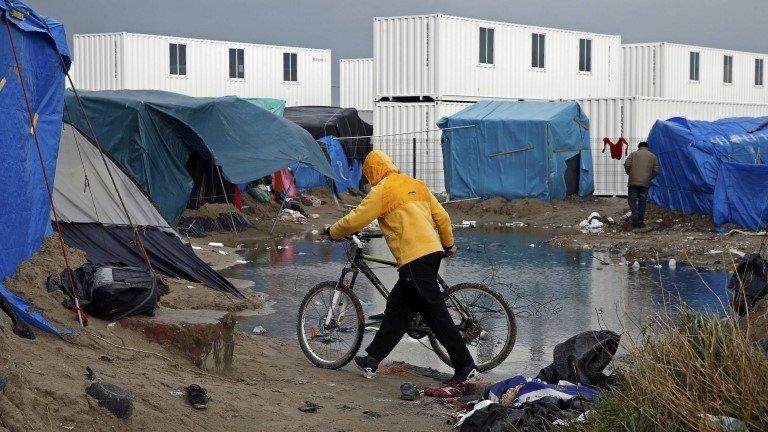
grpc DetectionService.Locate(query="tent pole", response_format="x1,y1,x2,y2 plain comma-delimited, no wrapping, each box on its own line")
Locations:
270,198,286,235
216,165,239,237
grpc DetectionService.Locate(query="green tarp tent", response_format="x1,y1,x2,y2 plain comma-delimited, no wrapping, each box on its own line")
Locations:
244,98,286,116
64,90,334,223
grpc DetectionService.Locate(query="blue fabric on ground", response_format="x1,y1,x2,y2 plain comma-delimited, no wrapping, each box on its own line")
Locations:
647,116,768,231
64,90,335,223
486,375,600,405
0,0,72,334
438,100,593,200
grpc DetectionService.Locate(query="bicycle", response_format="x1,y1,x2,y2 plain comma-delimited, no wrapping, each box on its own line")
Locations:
296,232,517,372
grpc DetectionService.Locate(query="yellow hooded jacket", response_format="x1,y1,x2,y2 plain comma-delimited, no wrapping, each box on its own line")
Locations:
329,150,454,267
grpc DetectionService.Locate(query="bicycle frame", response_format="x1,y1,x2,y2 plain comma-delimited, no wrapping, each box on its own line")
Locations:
327,237,472,326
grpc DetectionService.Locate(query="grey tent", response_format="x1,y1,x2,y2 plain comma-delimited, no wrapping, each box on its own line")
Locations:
52,123,242,297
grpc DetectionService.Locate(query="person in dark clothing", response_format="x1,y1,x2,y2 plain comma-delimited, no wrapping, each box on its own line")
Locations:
624,142,660,228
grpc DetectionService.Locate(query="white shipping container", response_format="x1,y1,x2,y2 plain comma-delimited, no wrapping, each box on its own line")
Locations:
622,43,768,103
340,58,374,111
373,101,472,192
577,97,768,196
70,33,331,106
374,14,621,101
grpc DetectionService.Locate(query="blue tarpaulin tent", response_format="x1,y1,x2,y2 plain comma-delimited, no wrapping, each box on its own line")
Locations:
0,0,73,334
647,116,768,231
437,100,594,200
292,136,363,194
63,90,336,223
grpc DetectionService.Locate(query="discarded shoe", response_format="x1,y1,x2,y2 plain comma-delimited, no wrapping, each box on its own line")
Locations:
186,384,209,410
86,381,134,419
298,400,321,413
424,381,468,398
400,382,419,401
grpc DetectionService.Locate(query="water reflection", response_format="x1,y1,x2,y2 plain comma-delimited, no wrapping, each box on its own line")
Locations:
223,230,730,379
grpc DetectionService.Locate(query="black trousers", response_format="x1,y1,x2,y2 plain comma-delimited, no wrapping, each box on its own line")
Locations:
366,252,474,372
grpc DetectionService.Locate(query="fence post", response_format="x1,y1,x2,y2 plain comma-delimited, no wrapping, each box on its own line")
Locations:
412,137,417,178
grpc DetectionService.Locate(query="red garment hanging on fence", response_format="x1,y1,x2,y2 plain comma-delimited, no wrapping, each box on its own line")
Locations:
602,137,628,160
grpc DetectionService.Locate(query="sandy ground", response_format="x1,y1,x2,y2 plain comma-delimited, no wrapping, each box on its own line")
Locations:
0,237,456,432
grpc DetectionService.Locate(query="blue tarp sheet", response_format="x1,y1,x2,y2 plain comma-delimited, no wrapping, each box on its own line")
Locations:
63,90,336,223
647,116,768,231
0,0,72,334
292,136,362,194
437,100,593,200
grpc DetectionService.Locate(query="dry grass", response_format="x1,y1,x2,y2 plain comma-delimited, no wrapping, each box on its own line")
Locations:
559,310,768,432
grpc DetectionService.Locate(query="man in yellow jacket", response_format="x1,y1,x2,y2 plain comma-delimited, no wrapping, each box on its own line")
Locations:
326,150,478,386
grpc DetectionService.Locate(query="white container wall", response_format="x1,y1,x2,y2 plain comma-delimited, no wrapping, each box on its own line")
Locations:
374,14,621,101
373,101,472,192
71,33,331,106
622,43,768,103
577,97,768,196
340,58,374,111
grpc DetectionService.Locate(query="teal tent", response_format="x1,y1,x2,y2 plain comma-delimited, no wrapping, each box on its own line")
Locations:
63,90,335,223
244,98,286,116
438,100,594,200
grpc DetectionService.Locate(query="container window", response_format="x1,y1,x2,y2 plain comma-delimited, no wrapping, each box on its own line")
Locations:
283,52,297,82
479,27,494,64
689,51,700,81
229,48,245,79
169,43,186,76
756,58,764,86
532,33,545,69
579,39,592,72
724,55,733,84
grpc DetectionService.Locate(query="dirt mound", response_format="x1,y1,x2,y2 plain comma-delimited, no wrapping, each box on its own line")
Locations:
743,298,768,343
182,203,241,221
160,278,264,312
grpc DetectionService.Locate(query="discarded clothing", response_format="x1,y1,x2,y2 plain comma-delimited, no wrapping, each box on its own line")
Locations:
216,212,252,233
537,330,620,386
86,381,134,419
458,402,508,432
602,137,628,160
485,375,600,406
729,252,768,316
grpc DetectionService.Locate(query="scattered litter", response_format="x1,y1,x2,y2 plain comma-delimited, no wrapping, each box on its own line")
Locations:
310,214,320,219
99,355,113,363
107,322,116,328
400,382,420,401
297,252,308,255
186,285,195,289
729,248,746,257
187,384,209,410
277,245,283,250
251,326,267,335
668,259,677,269
207,242,224,247
298,400,321,413
606,217,615,225
459,220,477,228
632,261,641,270
191,245,203,250
700,414,750,432
60,425,75,431
86,381,134,419
708,249,724,254
529,244,535,248
169,390,185,398
235,260,248,264
280,208,308,224
505,221,526,227
311,229,319,235
217,250,228,255
362,410,381,419
654,264,663,268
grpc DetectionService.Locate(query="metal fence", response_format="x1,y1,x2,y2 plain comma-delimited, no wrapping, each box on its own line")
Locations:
591,137,646,197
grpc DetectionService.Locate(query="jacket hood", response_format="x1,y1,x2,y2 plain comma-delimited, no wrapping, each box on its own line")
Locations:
363,150,399,185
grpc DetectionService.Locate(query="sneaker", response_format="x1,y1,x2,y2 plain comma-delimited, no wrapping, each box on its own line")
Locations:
187,384,209,409
354,355,378,379
400,382,420,401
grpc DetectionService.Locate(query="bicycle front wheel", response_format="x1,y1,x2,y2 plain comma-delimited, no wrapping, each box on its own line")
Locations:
296,281,365,369
428,283,516,372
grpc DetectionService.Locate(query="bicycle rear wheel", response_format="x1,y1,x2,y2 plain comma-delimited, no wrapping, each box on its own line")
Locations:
296,281,365,369
428,283,516,372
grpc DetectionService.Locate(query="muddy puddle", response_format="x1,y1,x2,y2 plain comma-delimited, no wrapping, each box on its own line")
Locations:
222,229,730,379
